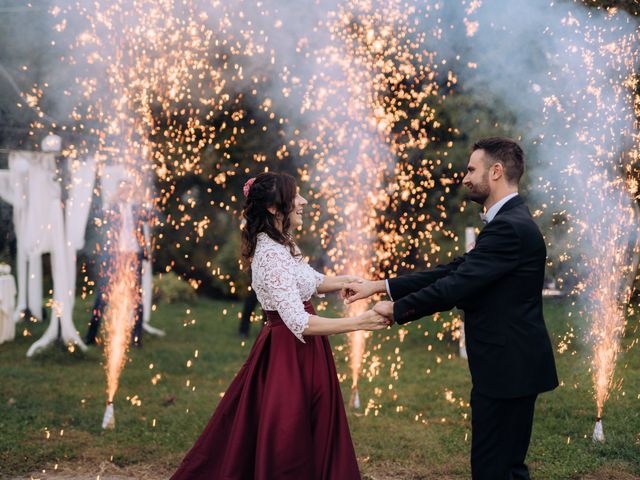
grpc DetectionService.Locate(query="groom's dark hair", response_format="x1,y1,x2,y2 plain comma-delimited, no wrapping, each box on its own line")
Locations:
472,137,524,185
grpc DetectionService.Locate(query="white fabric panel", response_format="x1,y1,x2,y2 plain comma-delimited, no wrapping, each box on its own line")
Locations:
101,164,127,208
2,152,92,351
24,154,59,256
2,151,90,354
6,154,30,321
65,157,97,301
0,274,16,343
118,203,138,253
141,222,164,336
0,171,13,204
27,254,42,318
66,156,97,251
142,222,152,323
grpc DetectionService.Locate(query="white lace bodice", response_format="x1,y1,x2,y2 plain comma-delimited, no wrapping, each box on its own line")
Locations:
251,232,324,343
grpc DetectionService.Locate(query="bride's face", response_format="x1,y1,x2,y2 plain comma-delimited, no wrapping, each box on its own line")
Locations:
288,192,308,231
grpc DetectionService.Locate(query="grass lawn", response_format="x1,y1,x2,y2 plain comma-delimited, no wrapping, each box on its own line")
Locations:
0,295,639,479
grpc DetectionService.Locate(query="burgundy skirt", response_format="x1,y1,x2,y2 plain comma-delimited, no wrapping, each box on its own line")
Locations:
171,301,361,480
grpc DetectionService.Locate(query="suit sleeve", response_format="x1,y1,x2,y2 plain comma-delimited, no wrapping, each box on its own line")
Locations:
388,255,466,300
393,220,520,325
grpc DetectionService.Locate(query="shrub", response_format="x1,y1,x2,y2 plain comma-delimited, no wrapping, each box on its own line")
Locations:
153,272,198,304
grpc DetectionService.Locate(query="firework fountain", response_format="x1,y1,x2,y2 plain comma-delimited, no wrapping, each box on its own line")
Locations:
585,186,640,442
539,17,640,442
49,0,180,425
293,0,455,404
101,254,141,428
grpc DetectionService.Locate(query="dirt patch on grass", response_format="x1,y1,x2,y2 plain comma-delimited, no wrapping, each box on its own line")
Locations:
363,474,460,480
14,460,462,480
10,461,173,480
361,460,463,480
11,461,639,480
577,465,640,480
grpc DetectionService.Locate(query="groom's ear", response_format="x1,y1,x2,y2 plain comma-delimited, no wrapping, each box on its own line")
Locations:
491,162,504,181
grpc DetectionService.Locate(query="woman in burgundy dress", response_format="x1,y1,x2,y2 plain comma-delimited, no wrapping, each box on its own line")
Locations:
171,172,390,480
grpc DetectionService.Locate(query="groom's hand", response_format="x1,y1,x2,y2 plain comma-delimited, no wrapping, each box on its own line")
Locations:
342,280,382,304
373,301,394,323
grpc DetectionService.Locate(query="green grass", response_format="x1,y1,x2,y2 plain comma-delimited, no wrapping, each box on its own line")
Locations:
0,297,639,479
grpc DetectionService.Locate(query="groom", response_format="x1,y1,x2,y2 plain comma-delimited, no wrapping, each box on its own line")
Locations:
345,137,558,480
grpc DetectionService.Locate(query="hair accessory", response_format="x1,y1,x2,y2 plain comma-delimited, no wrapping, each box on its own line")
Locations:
243,177,256,198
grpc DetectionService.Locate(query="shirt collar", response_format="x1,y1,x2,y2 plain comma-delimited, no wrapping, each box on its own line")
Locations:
481,192,519,224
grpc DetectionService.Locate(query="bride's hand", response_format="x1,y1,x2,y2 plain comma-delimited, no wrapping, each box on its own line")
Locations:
342,279,379,303
340,276,365,300
356,309,393,331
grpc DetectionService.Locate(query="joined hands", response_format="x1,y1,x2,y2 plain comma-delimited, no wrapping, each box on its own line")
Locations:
357,309,393,330
341,279,395,325
341,279,379,303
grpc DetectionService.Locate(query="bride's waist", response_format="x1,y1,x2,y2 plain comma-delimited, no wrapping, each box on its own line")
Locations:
263,301,314,326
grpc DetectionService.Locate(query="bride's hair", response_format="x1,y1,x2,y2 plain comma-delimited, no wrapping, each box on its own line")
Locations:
241,172,298,265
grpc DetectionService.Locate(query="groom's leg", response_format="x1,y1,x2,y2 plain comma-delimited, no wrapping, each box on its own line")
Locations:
471,388,510,480
470,389,537,480
506,394,537,480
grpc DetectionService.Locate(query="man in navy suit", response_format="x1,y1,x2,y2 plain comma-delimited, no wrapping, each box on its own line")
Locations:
345,137,558,480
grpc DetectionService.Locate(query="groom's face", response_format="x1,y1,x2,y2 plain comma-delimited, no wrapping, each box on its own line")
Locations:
463,150,491,205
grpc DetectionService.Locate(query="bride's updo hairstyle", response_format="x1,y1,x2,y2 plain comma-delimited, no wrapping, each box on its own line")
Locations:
241,171,298,264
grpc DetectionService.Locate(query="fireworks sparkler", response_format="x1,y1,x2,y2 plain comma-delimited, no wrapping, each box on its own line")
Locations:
297,0,457,396
101,253,141,428
531,17,640,439
585,189,640,442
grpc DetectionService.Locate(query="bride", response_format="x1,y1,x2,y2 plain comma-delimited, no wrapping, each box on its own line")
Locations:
171,172,390,480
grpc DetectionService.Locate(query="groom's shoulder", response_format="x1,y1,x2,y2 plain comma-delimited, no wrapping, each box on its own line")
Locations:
494,203,545,250
495,199,538,226
477,217,519,246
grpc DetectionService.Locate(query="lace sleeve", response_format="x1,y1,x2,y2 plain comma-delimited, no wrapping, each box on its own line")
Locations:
303,262,325,297
253,245,311,343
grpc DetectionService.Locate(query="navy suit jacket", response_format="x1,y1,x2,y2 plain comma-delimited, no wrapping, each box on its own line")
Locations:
390,196,558,398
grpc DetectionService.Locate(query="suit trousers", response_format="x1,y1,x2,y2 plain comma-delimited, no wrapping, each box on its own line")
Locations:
470,388,537,480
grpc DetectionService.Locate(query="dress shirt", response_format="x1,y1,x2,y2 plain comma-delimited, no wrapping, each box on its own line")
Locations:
480,192,519,224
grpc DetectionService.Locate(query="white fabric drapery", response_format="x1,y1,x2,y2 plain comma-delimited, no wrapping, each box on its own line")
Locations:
65,156,98,302
0,156,42,320
0,273,16,344
0,155,161,351
141,222,163,335
9,152,90,356
0,151,97,355
25,154,98,356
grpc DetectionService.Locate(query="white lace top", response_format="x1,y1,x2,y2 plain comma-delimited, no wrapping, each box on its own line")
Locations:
251,232,325,343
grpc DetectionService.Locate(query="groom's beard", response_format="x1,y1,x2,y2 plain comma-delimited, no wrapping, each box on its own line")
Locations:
465,173,490,205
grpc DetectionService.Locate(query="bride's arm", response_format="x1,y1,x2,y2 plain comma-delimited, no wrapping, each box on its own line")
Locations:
304,310,389,336
316,275,363,294
257,249,389,341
